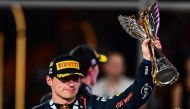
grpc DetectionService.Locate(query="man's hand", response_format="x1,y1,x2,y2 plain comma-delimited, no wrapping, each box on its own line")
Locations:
154,38,162,50
142,38,162,61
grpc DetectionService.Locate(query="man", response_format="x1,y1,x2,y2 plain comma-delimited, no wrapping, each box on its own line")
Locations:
33,38,162,109
69,45,107,95
32,55,85,109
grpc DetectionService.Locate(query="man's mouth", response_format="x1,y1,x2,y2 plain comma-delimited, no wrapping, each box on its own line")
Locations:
65,89,75,93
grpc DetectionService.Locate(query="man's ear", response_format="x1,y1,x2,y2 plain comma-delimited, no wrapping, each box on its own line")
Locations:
46,75,53,86
87,66,93,76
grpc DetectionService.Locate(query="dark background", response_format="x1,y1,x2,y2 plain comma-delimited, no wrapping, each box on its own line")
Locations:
0,1,190,109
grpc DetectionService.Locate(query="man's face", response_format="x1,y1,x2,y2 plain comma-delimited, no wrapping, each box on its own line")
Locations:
47,75,81,101
90,64,99,85
104,54,125,77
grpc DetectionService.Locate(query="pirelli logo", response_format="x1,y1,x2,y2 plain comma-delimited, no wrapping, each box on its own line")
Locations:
56,60,79,71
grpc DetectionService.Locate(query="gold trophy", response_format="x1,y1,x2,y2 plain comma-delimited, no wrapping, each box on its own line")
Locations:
118,2,179,86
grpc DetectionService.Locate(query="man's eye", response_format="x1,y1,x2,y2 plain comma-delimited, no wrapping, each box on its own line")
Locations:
73,77,80,82
60,79,70,83
60,76,80,83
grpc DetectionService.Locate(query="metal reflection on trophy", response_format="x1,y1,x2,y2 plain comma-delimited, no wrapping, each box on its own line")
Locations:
118,2,179,87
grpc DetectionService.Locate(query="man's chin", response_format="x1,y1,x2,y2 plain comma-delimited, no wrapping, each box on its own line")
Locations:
63,96,76,101
60,91,78,100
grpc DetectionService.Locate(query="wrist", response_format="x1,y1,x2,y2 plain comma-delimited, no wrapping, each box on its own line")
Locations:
143,54,151,61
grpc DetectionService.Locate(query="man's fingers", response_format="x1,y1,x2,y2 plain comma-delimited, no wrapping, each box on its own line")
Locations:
154,40,162,49
155,36,159,40
142,38,150,46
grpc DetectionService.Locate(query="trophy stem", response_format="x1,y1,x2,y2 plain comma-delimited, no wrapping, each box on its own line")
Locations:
148,44,157,84
138,18,159,85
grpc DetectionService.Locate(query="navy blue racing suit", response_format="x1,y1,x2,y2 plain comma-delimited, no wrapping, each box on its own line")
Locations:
32,59,153,109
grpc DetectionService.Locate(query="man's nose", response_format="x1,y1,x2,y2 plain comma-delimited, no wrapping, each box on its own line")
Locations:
68,80,74,86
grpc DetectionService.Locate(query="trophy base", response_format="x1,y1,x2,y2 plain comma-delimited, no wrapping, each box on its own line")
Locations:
155,66,179,86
